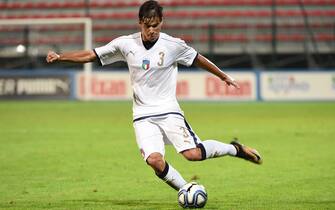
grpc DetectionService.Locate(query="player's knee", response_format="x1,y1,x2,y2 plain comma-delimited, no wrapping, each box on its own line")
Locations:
182,148,202,161
146,153,165,172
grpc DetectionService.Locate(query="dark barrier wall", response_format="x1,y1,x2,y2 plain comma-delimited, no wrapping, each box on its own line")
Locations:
1,70,335,101
0,71,75,100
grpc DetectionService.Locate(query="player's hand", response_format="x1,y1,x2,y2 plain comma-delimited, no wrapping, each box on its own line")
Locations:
223,76,240,89
46,51,60,63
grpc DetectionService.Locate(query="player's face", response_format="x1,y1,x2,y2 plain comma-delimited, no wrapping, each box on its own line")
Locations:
139,17,162,42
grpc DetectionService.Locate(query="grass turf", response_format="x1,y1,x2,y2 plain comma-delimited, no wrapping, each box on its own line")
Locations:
0,101,334,210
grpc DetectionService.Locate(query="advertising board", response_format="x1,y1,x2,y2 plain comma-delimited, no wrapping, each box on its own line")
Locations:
260,72,335,101
0,72,73,99
76,71,257,101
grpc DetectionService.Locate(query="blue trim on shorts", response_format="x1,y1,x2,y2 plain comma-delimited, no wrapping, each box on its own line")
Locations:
197,143,207,160
184,119,199,145
133,112,184,122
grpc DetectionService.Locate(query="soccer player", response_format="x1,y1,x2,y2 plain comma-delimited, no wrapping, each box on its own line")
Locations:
46,0,262,191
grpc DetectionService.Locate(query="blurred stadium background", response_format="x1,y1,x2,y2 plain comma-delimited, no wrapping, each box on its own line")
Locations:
1,0,335,69
1,1,335,209
0,0,334,101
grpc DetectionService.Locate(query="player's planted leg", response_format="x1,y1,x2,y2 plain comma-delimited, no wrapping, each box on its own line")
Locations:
147,153,187,190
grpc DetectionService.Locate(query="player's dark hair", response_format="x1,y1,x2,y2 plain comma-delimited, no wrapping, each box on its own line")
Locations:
138,0,163,22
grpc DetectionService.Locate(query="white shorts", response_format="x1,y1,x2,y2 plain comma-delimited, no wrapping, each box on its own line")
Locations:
133,112,202,160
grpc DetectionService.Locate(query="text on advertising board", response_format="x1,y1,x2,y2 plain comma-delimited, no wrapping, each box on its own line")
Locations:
79,75,126,96
205,77,251,97
0,76,71,99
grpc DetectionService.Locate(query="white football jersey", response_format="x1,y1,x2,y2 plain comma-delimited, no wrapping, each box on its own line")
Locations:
94,32,197,120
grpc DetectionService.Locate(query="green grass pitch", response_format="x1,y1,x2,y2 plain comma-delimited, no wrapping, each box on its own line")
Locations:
0,101,334,210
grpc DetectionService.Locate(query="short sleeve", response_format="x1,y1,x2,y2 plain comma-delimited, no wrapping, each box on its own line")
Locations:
175,40,198,67
94,38,126,66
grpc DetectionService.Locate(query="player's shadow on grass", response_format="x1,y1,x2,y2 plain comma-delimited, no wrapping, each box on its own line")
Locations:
65,199,220,210
0,199,176,210
65,199,177,209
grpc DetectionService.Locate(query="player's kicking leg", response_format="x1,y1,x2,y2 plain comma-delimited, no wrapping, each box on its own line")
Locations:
230,139,262,164
175,117,262,164
183,139,262,164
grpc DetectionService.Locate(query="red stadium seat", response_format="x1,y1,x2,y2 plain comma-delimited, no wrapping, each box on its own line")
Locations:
1,22,332,33
0,0,333,55
94,34,335,43
1,33,333,46
1,0,334,9
1,10,334,19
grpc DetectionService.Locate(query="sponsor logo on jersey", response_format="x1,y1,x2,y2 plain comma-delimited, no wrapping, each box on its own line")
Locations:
142,59,150,70
126,50,135,57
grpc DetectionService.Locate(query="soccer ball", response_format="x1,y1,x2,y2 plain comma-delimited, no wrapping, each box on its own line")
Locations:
178,182,208,208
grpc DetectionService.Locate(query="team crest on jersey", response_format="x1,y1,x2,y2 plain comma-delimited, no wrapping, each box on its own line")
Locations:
142,59,150,70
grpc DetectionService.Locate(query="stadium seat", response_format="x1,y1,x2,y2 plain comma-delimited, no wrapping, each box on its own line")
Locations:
1,0,334,9
0,0,334,54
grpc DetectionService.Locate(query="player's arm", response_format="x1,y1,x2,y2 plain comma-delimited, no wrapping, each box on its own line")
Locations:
46,50,97,63
194,54,240,89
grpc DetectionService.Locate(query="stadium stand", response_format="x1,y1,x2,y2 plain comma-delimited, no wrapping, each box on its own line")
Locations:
0,0,334,68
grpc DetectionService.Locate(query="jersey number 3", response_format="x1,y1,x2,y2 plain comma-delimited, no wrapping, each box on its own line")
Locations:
157,52,165,66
